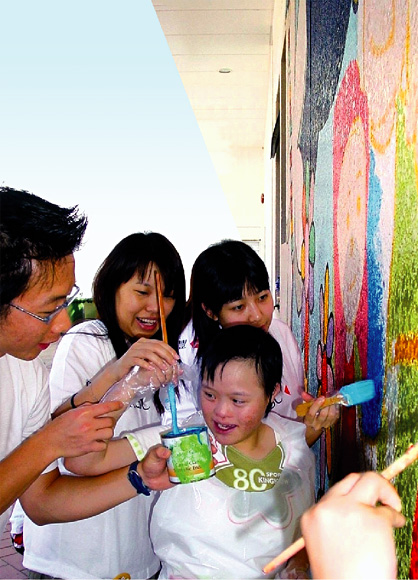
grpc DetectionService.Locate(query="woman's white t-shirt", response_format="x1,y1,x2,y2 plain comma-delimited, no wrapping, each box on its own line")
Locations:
23,320,161,580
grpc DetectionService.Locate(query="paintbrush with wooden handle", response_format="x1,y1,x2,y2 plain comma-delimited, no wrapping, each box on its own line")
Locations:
262,441,418,575
295,379,375,417
155,270,180,433
154,270,168,344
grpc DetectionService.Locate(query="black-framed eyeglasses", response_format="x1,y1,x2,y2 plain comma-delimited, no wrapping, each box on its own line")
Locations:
9,285,80,324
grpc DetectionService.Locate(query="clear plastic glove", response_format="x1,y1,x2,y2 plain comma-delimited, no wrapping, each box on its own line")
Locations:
158,363,201,424
100,361,181,410
180,409,205,427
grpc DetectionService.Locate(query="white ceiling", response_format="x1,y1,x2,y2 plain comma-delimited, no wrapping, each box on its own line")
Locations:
151,0,275,196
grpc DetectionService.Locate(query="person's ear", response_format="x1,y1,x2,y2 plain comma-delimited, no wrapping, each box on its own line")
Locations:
201,303,218,321
272,383,281,401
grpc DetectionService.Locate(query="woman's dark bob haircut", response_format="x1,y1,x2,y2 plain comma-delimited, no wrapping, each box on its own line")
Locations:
185,239,270,356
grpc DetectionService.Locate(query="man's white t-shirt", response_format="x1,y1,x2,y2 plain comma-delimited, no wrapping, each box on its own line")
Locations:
0,354,51,535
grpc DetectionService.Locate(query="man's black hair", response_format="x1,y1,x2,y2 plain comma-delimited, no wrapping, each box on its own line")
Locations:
0,186,87,317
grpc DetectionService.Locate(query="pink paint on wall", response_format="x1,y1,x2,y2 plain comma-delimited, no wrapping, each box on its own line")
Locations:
333,60,370,388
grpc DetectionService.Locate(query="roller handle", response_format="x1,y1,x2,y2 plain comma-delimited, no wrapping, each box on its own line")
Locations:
295,395,344,417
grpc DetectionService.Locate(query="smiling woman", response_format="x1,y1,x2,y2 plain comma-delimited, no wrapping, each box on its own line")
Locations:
22,231,186,580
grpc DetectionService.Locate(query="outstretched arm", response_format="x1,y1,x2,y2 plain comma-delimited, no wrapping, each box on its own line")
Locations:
65,437,135,476
66,424,164,476
301,471,405,579
0,400,122,517
20,444,172,525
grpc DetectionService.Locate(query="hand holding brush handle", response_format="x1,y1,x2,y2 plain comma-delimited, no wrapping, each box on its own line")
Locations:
263,441,418,576
296,393,345,416
295,380,375,417
300,472,405,579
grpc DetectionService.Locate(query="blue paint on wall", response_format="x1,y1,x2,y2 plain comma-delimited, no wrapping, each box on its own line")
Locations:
364,149,385,437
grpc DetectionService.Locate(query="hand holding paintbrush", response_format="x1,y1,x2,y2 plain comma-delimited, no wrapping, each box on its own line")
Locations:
295,380,375,417
263,442,418,577
300,471,405,579
99,273,178,411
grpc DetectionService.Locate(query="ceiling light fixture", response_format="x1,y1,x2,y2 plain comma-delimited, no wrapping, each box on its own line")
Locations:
219,68,232,74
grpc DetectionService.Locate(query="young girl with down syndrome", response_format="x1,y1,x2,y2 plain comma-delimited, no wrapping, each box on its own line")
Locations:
66,324,316,579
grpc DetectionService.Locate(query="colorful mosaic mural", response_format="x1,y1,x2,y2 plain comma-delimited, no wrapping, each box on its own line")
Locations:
284,0,418,576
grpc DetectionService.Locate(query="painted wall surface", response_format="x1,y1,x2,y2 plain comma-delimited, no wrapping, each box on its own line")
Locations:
283,0,418,576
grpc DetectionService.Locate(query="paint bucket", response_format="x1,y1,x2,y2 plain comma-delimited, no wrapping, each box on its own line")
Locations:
161,425,215,484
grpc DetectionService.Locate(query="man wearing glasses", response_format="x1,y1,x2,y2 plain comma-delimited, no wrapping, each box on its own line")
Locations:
8,283,80,325
0,187,171,534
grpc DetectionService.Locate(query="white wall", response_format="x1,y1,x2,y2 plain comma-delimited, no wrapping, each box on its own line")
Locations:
263,0,289,320
214,146,265,257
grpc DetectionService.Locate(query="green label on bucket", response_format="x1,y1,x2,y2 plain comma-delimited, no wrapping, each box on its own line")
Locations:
161,426,215,484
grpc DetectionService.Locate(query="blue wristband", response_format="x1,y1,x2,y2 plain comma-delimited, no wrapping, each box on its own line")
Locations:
127,460,151,496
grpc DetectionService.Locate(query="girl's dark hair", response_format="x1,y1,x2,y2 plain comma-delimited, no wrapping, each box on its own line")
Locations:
93,232,185,358
93,232,185,414
200,325,282,417
185,240,270,356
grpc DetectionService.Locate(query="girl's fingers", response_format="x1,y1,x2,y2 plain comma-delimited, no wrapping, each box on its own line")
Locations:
127,340,178,365
302,394,340,431
306,396,325,416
